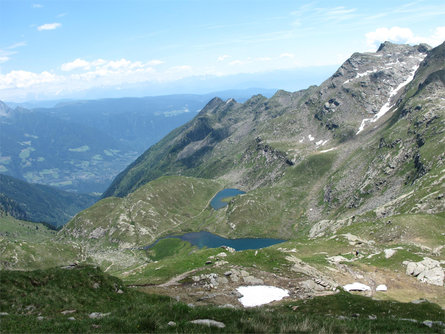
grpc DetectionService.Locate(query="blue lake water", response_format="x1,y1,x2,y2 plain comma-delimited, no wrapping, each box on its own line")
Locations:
147,231,286,251
210,188,246,209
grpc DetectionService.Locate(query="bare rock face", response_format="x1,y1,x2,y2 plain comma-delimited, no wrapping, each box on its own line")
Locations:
405,258,444,286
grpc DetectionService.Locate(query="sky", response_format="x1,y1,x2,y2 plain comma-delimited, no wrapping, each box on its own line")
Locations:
1,0,445,102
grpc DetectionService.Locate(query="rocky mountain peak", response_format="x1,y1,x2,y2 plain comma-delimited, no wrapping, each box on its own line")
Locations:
311,42,430,135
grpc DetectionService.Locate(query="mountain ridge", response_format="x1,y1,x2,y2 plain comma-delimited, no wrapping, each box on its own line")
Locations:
61,42,445,253
103,42,435,199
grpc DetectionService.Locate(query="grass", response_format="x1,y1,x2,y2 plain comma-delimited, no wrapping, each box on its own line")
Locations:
1,265,444,333
147,238,197,261
0,215,56,242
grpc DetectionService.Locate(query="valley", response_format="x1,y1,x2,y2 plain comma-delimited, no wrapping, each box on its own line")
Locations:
1,41,444,333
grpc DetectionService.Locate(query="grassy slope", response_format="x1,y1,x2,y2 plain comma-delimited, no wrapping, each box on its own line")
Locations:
0,215,82,270
62,176,223,249
1,265,444,334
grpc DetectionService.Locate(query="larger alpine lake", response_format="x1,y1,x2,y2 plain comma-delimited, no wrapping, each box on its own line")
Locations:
147,231,285,251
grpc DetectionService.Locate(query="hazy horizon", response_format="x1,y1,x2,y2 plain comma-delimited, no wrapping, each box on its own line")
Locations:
1,0,444,102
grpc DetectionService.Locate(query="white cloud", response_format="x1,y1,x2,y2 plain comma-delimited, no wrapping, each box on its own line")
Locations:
0,42,26,64
280,53,295,58
6,42,27,49
229,60,244,66
61,58,90,71
147,59,164,66
366,26,445,50
366,27,414,49
32,4,43,8
37,23,61,31
0,70,59,89
217,55,230,62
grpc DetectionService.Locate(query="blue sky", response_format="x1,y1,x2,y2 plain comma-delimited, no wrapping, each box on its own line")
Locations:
1,0,444,102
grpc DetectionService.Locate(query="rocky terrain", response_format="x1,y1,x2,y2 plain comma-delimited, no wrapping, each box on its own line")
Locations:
1,42,444,323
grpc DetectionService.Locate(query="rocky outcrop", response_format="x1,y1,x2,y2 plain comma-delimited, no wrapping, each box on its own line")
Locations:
189,319,226,328
404,258,444,286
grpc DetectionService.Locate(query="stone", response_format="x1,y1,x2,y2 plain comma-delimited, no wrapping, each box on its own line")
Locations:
68,317,76,321
0,312,9,316
89,312,111,319
221,246,236,253
411,299,428,304
92,282,100,289
37,316,44,320
423,320,433,328
216,252,227,258
167,321,176,327
224,271,232,276
327,255,349,263
217,276,229,284
61,310,76,315
116,289,124,294
219,304,236,309
405,258,444,286
243,276,264,285
190,319,226,329
205,260,212,265
240,270,250,277
215,260,228,267
230,274,240,282
376,284,387,292
232,290,243,298
384,249,396,258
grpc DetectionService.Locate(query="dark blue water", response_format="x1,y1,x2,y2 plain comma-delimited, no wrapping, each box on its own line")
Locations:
210,188,246,209
147,231,285,251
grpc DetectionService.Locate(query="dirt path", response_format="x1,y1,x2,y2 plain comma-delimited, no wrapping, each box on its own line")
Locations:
158,268,203,287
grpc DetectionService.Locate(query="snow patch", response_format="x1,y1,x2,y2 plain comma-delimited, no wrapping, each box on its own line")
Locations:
237,286,289,307
376,284,387,292
356,58,425,135
343,282,371,292
344,68,378,84
308,134,314,141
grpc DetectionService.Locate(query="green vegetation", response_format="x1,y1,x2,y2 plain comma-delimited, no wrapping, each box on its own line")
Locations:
0,215,55,242
147,238,196,261
0,174,97,228
0,216,81,270
1,266,444,333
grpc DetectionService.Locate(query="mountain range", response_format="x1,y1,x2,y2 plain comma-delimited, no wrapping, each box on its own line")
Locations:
60,41,445,251
0,89,275,194
1,42,444,331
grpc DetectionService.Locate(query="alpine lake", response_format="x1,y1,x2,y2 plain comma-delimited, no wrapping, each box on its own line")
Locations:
147,189,286,251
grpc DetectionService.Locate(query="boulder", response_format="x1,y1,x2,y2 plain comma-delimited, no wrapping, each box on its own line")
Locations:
243,276,264,285
89,312,111,319
190,319,226,328
384,249,396,258
376,284,387,292
405,258,444,286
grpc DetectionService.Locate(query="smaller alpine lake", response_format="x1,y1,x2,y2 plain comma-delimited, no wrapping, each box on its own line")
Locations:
147,231,286,251
210,188,245,209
